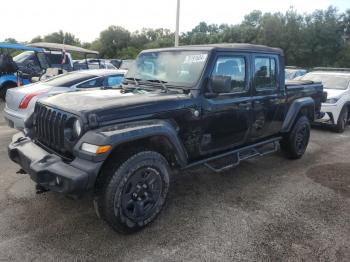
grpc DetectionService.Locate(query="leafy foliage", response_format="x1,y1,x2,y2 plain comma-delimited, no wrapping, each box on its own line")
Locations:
23,6,350,67
30,30,81,46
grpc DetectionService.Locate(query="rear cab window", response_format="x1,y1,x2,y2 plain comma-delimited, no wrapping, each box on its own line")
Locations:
253,56,277,91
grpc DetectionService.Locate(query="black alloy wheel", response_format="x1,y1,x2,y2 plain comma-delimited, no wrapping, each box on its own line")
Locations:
120,167,163,221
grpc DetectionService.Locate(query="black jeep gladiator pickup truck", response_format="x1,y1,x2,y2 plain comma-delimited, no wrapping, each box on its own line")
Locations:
8,44,325,233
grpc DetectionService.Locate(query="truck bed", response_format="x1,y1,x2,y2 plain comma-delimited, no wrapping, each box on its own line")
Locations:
285,80,325,118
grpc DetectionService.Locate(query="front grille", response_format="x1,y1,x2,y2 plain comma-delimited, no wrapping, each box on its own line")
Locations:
34,103,72,158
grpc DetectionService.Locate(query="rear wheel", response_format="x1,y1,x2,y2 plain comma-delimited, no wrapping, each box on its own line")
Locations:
95,151,170,234
280,116,310,159
333,107,348,133
0,82,17,100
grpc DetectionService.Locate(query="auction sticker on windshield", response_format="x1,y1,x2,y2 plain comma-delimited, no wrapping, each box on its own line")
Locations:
184,54,208,64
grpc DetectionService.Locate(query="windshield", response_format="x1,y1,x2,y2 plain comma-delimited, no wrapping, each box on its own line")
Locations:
13,51,33,63
301,73,350,90
126,51,209,87
42,72,95,87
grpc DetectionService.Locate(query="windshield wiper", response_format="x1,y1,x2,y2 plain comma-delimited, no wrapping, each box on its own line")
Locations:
122,77,143,93
124,77,141,86
146,79,168,92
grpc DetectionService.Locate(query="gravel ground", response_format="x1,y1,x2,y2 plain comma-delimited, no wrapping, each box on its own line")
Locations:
0,100,349,261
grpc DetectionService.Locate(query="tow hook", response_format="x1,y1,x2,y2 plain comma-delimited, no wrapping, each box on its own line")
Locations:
36,184,49,194
16,169,27,174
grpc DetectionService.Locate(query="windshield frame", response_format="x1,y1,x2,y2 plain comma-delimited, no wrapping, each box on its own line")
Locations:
125,50,210,90
301,72,350,90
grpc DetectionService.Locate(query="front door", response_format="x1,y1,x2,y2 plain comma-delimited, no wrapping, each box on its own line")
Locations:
200,53,252,154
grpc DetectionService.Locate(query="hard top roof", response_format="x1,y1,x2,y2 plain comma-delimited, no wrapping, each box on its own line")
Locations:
28,42,99,55
142,43,284,56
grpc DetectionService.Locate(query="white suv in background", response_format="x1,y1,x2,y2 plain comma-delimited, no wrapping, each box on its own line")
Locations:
300,69,350,132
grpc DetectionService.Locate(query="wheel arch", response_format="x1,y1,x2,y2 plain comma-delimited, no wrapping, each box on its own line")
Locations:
75,119,189,189
0,80,17,99
281,97,315,133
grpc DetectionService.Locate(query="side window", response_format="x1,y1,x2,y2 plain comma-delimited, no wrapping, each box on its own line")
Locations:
212,56,246,93
106,75,124,87
254,57,277,91
77,78,101,89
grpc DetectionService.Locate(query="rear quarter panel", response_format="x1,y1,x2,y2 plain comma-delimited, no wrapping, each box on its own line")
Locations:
286,83,324,114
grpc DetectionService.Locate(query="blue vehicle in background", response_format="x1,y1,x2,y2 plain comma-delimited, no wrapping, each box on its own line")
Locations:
0,42,49,99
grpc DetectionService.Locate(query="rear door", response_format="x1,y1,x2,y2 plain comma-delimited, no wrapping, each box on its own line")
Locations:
200,52,252,154
250,54,284,140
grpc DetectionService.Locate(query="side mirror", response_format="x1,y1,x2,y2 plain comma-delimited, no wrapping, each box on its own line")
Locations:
209,75,232,94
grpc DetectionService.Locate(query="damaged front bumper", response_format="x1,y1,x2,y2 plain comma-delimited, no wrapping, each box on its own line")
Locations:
8,132,102,196
314,104,338,125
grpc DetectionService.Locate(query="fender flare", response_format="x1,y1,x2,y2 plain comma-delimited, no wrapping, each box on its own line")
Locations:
0,75,17,88
74,119,188,167
281,97,315,133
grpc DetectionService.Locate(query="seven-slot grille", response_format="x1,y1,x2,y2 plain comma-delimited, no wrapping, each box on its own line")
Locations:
34,103,70,155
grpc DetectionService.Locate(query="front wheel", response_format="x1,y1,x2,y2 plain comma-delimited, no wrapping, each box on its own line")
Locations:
333,107,348,133
280,116,310,159
96,151,170,234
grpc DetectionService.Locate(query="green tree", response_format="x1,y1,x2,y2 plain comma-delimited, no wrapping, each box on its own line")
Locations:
34,30,81,46
11,6,350,66
30,36,43,43
4,38,17,43
98,26,131,58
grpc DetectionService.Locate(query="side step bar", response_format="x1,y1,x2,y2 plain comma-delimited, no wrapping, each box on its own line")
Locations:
184,137,282,173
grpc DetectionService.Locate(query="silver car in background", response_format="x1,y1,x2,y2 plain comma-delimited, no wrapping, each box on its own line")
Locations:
4,69,126,130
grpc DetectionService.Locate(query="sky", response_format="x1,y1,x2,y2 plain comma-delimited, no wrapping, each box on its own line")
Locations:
0,0,348,43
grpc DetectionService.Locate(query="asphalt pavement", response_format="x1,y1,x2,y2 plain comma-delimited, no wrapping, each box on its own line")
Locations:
0,100,349,261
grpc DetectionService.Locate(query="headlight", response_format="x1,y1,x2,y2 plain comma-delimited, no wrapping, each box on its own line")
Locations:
73,119,82,137
325,97,339,104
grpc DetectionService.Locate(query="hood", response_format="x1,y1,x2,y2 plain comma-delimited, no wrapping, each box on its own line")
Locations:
40,89,193,124
324,88,347,99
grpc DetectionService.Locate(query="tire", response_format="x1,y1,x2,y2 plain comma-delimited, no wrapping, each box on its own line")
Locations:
95,151,170,234
333,107,348,133
0,82,17,100
280,116,310,159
